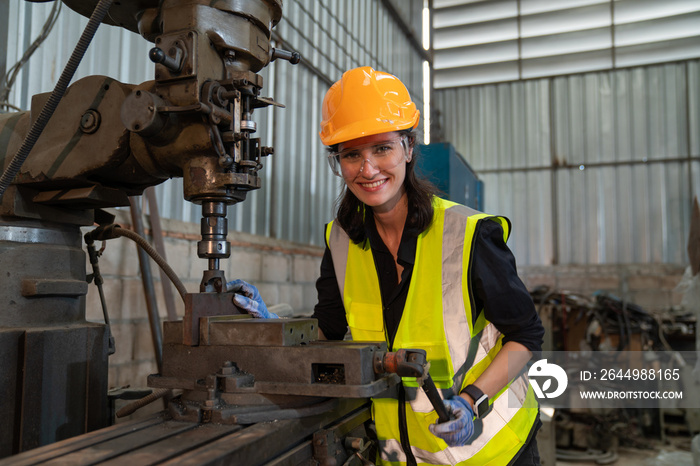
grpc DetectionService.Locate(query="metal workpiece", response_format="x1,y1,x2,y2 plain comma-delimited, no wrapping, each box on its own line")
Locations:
182,292,243,345
156,318,396,398
198,317,319,346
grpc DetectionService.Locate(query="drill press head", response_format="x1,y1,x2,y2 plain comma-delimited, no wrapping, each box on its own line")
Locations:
116,0,288,287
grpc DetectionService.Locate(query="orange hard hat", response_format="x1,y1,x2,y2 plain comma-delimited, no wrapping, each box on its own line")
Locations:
319,66,420,146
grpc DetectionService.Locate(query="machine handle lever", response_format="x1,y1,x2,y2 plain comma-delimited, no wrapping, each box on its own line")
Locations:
149,46,183,72
375,349,450,423
270,47,301,64
422,374,450,423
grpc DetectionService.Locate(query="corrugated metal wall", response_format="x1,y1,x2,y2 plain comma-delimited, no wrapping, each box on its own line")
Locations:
12,1,696,268
435,60,700,266
3,1,153,109
431,0,700,88
2,0,425,247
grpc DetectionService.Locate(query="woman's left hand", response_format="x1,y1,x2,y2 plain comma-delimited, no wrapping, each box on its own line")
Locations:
428,396,475,446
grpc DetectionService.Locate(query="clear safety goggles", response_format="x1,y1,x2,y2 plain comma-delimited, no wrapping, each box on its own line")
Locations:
327,136,409,177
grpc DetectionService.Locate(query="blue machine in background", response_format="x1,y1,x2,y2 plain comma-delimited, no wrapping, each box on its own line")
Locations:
417,143,484,211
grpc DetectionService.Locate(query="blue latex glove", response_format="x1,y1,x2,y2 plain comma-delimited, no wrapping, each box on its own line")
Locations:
428,396,475,447
226,279,278,319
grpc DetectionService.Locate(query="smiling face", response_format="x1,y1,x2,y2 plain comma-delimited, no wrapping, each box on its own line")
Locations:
338,131,413,213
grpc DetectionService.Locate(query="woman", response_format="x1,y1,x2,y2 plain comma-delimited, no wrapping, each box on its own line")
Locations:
311,66,544,465
232,66,544,465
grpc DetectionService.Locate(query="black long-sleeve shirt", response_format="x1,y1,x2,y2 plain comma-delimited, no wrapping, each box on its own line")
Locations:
312,215,544,353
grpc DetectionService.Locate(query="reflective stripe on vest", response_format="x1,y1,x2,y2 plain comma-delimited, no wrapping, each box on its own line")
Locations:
326,198,538,465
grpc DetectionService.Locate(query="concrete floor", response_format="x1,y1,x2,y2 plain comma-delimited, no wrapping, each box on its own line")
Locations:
555,440,696,465
556,450,693,465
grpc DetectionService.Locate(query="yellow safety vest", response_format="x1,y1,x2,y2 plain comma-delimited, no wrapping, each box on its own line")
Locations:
325,197,539,466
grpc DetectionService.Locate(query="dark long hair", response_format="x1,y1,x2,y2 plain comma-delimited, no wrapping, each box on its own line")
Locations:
334,130,439,244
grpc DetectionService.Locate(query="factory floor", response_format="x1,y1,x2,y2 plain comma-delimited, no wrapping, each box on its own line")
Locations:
555,437,697,465
556,449,694,465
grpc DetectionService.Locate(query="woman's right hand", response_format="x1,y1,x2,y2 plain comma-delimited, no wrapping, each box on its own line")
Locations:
226,279,278,319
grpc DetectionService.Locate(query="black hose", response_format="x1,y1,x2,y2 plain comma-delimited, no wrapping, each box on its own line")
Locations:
85,224,188,302
0,0,114,199
113,227,188,301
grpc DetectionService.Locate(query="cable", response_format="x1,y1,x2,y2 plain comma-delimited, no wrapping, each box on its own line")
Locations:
85,224,188,302
0,102,23,112
0,0,62,108
0,0,114,200
85,234,117,355
113,226,188,301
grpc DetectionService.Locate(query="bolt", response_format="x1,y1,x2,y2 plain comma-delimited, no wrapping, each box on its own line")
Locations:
79,109,101,134
220,361,236,375
81,113,95,127
219,155,233,168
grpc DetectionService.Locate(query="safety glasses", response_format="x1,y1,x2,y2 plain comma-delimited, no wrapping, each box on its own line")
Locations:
327,136,409,177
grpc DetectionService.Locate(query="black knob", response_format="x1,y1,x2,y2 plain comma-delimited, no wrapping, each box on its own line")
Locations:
270,48,302,65
149,47,165,64
149,47,183,72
